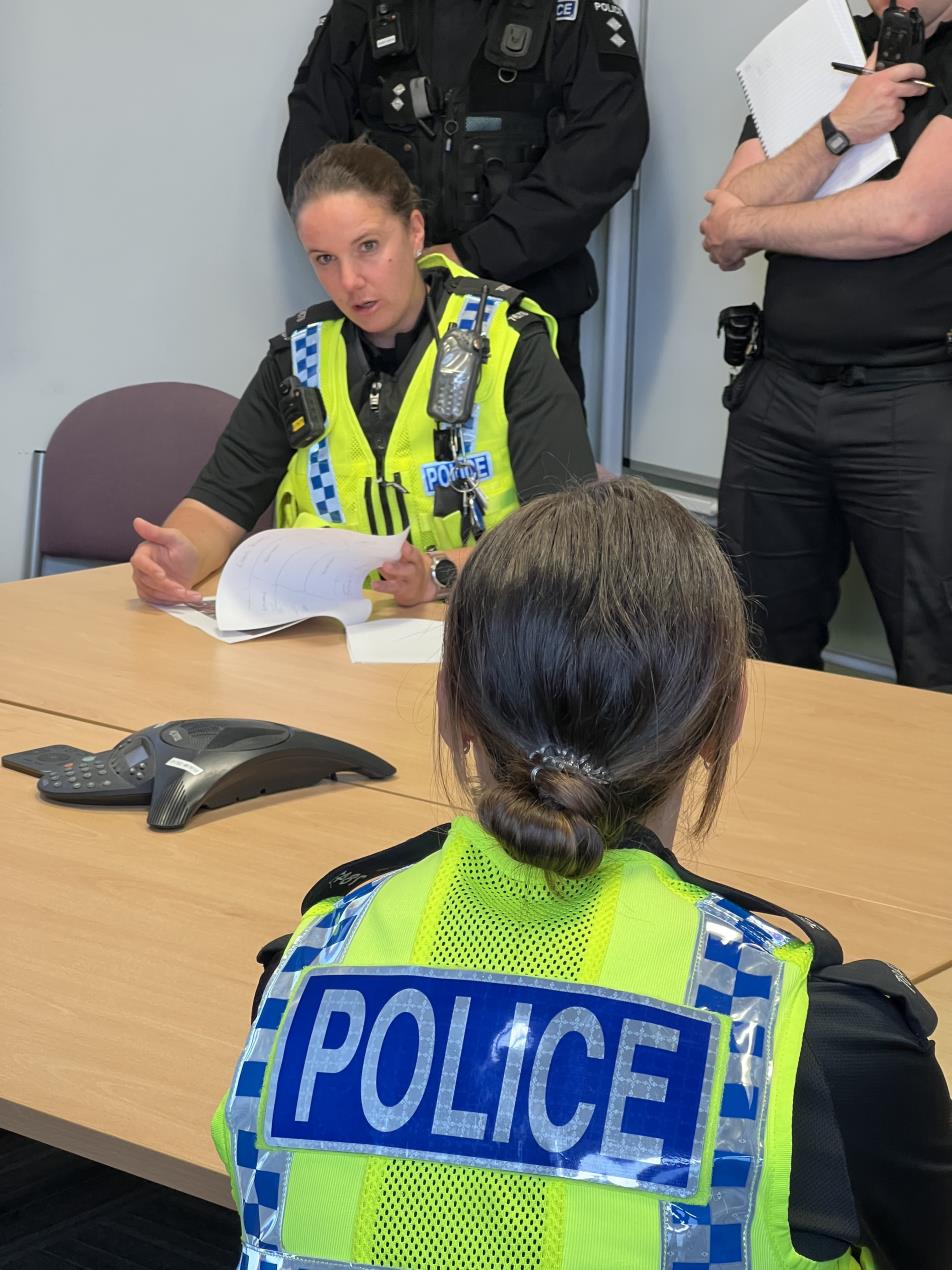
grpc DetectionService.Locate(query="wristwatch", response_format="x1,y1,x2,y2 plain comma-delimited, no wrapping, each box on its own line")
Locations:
820,113,852,156
429,553,458,598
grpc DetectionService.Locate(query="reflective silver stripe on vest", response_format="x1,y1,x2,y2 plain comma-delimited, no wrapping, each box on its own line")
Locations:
238,1245,395,1269
660,896,792,1269
290,320,344,525
226,875,393,1260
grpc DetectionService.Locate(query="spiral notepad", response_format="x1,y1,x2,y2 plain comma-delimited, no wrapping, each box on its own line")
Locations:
737,0,897,198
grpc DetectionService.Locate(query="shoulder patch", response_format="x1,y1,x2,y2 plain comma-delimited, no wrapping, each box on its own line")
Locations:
284,299,342,337
589,1,638,61
813,959,938,1043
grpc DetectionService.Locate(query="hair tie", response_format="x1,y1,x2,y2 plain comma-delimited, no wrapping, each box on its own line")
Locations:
528,744,611,786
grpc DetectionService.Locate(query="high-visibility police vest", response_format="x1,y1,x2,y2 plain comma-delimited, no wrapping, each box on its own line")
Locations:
213,817,865,1269
274,255,556,551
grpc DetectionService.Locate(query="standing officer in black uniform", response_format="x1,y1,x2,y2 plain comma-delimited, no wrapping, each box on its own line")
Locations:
278,0,649,403
700,0,952,692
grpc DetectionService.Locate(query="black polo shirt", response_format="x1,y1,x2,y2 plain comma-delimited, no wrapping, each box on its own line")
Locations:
743,18,952,366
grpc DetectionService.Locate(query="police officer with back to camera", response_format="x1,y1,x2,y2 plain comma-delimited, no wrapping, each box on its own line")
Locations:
212,479,951,1269
277,0,649,404
700,0,952,691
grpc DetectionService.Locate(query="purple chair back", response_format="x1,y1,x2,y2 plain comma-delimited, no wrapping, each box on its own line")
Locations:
39,382,239,564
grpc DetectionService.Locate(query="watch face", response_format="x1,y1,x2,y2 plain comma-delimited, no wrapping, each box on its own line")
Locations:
828,131,850,155
433,557,458,589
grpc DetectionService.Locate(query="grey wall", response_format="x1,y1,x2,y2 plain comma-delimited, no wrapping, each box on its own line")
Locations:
1,0,328,583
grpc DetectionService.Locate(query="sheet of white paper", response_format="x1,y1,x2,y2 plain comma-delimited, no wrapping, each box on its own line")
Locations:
215,527,408,631
157,599,305,643
737,0,896,197
345,618,445,664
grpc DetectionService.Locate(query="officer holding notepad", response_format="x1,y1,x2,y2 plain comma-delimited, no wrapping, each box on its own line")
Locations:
701,0,952,691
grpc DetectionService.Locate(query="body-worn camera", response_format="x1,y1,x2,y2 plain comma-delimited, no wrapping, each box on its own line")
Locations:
278,375,327,449
877,2,925,69
371,2,409,59
717,303,762,368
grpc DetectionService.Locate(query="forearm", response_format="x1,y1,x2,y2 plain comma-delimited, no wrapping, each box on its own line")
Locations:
164,499,246,585
725,125,840,207
729,179,917,260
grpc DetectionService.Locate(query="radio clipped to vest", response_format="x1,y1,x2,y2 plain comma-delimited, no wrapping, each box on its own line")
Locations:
427,285,491,541
279,374,328,449
877,1,925,68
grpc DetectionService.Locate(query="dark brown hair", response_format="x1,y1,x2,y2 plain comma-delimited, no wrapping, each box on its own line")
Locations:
440,478,749,879
290,138,421,224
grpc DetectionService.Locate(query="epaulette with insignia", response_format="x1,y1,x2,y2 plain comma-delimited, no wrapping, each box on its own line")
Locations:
283,300,343,338
812,959,939,1042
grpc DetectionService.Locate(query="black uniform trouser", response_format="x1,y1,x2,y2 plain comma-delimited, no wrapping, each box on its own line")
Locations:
554,314,585,407
718,356,952,691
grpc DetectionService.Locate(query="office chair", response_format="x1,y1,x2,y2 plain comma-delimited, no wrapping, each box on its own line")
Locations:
24,382,240,578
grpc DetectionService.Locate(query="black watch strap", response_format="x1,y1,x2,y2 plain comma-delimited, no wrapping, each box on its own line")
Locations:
820,113,852,155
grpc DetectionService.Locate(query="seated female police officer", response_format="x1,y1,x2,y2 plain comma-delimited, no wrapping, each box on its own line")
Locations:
213,478,950,1269
130,139,594,608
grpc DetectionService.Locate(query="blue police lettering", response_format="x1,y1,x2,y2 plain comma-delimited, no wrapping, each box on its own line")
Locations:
266,968,719,1195
421,452,493,497
556,0,579,18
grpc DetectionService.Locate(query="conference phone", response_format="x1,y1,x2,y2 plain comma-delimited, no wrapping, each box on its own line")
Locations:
2,718,395,830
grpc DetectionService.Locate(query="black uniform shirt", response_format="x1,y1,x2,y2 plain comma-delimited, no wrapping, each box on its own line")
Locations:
186,272,596,532
272,824,952,1270
746,18,952,366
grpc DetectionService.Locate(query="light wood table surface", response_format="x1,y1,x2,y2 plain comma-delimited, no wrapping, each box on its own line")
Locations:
0,704,446,1205
1,566,950,927
0,565,447,806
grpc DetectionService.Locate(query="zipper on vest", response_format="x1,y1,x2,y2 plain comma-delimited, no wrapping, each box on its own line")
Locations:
369,380,382,412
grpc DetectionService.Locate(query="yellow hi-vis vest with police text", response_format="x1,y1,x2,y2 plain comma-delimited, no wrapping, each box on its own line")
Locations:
213,817,866,1270
274,255,555,550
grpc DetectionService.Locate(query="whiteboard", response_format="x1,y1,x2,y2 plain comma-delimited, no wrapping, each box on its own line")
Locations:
626,0,799,482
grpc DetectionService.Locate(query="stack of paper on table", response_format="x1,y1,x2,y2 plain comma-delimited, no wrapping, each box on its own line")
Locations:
737,0,897,198
157,527,445,663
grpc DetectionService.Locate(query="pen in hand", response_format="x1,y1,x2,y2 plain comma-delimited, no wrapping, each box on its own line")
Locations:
831,61,935,89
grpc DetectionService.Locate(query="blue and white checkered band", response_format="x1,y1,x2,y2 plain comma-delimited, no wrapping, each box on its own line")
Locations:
444,294,500,453
238,1251,391,1270
661,896,792,1270
225,875,394,1264
261,966,722,1194
290,321,344,525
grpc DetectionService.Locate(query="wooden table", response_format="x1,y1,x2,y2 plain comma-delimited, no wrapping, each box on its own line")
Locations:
1,565,950,1201
0,704,445,1204
0,565,447,805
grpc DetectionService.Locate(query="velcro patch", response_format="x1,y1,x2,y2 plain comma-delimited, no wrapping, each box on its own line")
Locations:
556,0,579,19
263,966,722,1195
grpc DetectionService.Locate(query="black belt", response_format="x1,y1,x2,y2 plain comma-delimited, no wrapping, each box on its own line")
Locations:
765,350,952,386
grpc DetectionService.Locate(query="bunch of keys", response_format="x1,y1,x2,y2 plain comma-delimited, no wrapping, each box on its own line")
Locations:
446,425,486,542
455,465,487,541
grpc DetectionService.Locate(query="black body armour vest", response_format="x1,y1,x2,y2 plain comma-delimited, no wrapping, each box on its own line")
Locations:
355,0,595,315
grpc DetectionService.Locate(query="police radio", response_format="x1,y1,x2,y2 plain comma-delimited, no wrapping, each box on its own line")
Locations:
279,375,327,449
877,2,925,68
427,287,490,427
